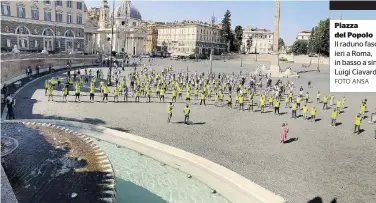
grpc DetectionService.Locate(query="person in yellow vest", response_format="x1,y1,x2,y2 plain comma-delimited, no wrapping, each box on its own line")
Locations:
160,87,165,102
268,95,274,108
113,87,120,102
360,102,367,118
200,91,206,106
178,86,183,100
310,106,317,122
239,95,244,111
212,92,217,106
62,86,68,102
146,87,152,102
248,93,254,112
260,97,265,113
354,114,362,134
183,104,190,125
194,88,199,100
51,77,56,88
235,92,239,106
207,88,212,101
89,84,95,102
341,96,346,110
135,88,141,102
186,91,191,104
302,104,308,120
172,88,177,102
316,91,320,103
329,95,335,107
226,95,232,109
167,102,174,123
274,99,280,115
323,95,328,110
285,95,290,108
57,76,63,88
296,96,301,110
331,108,338,127
47,85,54,101
288,91,293,103
291,102,297,119
100,80,105,96
336,100,342,114
45,80,49,96
305,92,310,104
219,91,224,106
103,85,109,102
74,83,81,102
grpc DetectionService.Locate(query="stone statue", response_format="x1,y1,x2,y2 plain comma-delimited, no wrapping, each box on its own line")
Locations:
12,45,20,54
41,47,48,54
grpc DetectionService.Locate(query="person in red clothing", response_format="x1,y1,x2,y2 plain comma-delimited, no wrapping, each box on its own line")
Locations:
280,123,289,144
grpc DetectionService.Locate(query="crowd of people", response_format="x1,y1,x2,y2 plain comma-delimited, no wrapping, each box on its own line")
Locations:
41,65,376,141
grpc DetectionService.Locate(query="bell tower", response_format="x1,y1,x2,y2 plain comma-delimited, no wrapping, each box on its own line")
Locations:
99,0,109,29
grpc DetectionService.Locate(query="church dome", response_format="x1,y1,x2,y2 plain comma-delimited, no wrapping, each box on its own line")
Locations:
114,1,142,20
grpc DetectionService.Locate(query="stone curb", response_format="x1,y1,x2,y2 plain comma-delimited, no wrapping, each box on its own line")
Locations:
4,119,286,203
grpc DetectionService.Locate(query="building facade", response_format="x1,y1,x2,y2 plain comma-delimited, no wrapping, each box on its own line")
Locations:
145,25,158,54
156,21,227,57
297,30,311,41
242,26,274,54
95,0,147,56
1,0,85,53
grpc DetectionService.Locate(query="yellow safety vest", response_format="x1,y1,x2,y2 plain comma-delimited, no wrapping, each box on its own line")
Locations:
184,108,190,115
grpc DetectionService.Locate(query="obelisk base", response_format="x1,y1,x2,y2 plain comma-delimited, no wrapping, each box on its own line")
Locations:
270,53,299,78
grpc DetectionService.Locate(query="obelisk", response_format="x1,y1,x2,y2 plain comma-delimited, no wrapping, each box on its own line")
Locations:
270,0,281,77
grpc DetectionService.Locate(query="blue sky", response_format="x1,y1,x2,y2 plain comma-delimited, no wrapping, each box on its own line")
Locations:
85,1,376,45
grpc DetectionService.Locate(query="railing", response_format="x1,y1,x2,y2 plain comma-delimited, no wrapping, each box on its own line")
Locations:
0,53,99,61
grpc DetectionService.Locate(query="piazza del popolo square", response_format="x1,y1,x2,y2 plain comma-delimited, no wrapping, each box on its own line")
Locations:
1,1,376,203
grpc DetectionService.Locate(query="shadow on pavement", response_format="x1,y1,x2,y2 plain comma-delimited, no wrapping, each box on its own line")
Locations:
307,196,337,203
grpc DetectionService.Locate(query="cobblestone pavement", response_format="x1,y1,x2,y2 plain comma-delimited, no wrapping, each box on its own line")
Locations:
13,58,376,203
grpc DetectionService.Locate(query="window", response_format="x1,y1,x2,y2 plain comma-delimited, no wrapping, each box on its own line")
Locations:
1,4,10,16
67,0,72,8
17,7,25,18
56,13,62,22
67,14,72,24
77,43,80,48
44,10,51,21
132,22,136,27
44,0,50,4
77,1,82,10
7,39,11,47
76,15,82,24
35,40,38,48
31,9,39,20
56,0,62,6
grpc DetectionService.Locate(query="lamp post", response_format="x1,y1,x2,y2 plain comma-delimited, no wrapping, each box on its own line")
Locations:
240,44,243,67
255,34,258,62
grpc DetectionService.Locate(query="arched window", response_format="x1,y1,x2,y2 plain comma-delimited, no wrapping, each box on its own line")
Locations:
42,28,54,36
15,26,30,35
65,30,75,38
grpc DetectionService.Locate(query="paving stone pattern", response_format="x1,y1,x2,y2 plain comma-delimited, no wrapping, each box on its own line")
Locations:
13,58,376,203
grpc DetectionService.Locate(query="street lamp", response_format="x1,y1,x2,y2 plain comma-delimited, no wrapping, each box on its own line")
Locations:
108,0,115,86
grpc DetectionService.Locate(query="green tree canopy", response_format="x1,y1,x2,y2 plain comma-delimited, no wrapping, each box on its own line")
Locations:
220,10,234,52
307,18,330,56
292,39,308,55
234,25,243,51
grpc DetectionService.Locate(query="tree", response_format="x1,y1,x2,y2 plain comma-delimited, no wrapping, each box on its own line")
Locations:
308,18,330,56
220,10,234,52
246,36,253,53
307,27,316,54
278,38,285,51
314,18,330,56
234,25,243,52
292,40,308,55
